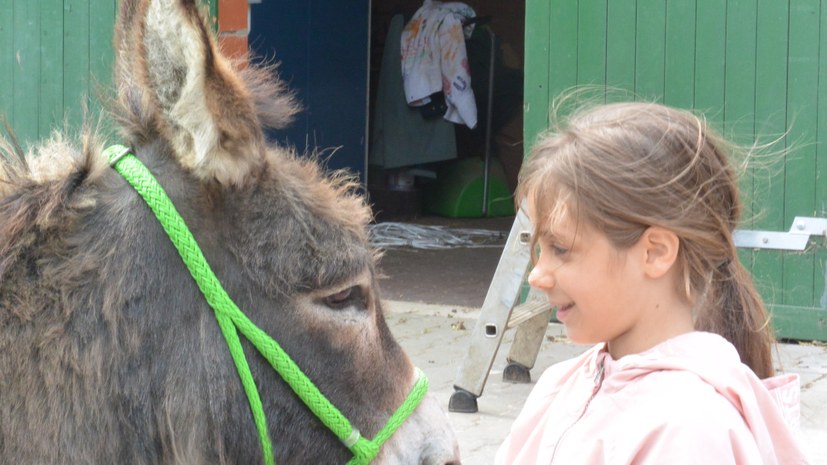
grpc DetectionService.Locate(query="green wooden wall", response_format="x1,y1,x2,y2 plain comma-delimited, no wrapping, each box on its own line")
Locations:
0,0,118,145
525,0,827,341
0,0,217,146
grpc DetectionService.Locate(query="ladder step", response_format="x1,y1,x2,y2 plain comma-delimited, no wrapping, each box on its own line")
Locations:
506,299,552,329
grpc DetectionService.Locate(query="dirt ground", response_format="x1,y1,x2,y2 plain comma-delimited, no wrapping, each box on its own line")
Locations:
375,215,514,308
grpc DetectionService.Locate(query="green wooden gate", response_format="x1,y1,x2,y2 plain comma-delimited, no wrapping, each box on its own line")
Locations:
524,0,827,341
0,0,218,146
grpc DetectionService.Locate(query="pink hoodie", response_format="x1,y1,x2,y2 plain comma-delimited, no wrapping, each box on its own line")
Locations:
495,332,809,464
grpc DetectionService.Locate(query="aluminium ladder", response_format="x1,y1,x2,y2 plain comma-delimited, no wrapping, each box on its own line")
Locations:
448,207,552,413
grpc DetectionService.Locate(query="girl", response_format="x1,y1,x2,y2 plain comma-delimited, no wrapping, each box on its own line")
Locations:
496,101,809,464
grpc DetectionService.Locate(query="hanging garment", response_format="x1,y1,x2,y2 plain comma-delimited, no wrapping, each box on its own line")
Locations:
401,0,478,129
369,14,457,170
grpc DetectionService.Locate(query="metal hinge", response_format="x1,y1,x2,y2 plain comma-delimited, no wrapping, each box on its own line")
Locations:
734,217,827,251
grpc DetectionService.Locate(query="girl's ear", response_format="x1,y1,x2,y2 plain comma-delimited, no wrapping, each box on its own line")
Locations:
639,226,680,279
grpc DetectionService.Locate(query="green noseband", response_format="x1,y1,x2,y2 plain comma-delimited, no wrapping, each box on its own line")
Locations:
105,145,429,465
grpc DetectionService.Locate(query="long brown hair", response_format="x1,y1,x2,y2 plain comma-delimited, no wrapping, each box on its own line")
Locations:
517,100,775,378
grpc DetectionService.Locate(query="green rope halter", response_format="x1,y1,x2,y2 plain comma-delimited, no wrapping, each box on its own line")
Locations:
105,145,429,465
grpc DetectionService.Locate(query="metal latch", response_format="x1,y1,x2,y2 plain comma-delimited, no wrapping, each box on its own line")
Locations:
734,217,827,251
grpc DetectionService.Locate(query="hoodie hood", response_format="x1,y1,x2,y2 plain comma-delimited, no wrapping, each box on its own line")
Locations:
496,331,810,465
598,331,807,464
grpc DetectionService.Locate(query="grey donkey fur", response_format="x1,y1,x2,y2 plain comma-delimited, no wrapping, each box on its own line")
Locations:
0,0,458,464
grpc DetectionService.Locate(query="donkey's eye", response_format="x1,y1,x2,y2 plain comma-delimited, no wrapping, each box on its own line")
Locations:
322,286,366,310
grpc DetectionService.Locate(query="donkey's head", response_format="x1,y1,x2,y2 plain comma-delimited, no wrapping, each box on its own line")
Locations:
0,0,460,463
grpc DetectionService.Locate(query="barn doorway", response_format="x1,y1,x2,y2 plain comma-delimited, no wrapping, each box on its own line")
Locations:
367,0,526,221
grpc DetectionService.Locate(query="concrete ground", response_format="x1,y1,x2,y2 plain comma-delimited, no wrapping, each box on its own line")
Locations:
375,216,827,464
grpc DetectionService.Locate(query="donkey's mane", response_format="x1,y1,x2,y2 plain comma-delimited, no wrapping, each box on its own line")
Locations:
0,128,107,279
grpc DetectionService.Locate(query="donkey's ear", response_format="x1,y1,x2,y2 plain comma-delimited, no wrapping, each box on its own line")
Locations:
115,0,265,186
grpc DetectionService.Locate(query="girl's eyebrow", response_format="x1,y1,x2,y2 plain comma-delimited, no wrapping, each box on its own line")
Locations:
539,230,566,244
538,224,580,248
538,230,557,241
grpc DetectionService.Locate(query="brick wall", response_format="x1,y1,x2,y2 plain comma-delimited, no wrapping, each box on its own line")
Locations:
218,0,249,61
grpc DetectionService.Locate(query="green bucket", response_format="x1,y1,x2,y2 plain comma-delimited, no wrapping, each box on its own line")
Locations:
423,158,515,218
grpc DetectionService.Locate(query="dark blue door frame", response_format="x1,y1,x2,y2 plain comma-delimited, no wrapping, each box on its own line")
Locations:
249,0,370,183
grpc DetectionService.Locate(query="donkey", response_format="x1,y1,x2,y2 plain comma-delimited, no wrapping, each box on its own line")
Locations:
0,0,461,463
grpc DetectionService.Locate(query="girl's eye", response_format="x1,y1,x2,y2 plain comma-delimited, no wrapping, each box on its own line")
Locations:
550,244,568,256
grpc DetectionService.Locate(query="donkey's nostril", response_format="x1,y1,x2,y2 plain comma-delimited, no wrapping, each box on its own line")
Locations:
420,446,462,465
421,458,461,465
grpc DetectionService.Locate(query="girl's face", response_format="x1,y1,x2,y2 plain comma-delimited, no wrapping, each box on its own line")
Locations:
527,206,651,351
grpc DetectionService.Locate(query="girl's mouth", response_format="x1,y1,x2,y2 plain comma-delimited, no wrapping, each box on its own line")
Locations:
556,302,575,321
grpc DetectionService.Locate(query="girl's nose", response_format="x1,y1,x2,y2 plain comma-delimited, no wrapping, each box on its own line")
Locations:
527,262,555,290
